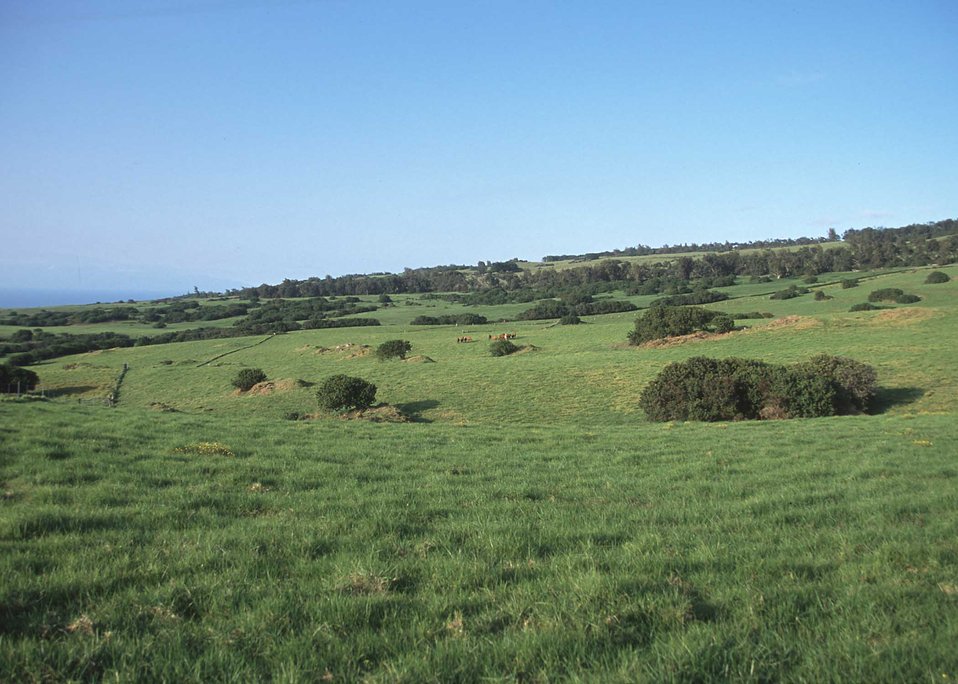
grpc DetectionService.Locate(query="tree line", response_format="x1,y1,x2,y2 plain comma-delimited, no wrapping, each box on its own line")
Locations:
230,218,958,299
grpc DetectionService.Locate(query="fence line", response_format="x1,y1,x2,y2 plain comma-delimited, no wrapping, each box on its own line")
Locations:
196,333,276,368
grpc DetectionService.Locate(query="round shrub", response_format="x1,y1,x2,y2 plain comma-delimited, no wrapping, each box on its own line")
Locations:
849,302,883,312
232,368,267,392
559,313,582,325
316,374,377,412
841,278,859,289
639,354,878,422
376,339,412,360
490,339,519,357
712,315,735,334
814,290,830,301
868,288,904,303
895,293,921,304
925,270,950,284
639,357,775,422
628,306,718,345
797,354,877,413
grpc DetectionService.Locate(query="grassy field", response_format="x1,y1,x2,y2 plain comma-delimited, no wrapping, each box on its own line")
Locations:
2,265,957,681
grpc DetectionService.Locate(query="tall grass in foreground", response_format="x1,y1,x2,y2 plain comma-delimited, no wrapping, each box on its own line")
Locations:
2,403,957,681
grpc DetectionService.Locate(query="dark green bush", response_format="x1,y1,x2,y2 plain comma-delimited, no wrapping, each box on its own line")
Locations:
868,288,904,303
232,368,267,392
559,313,582,325
639,354,877,422
712,315,735,333
627,306,720,345
729,311,774,320
849,302,885,312
770,285,810,300
0,364,39,392
490,339,519,357
650,289,728,307
796,354,878,414
803,275,819,284
895,293,921,304
814,290,830,301
841,278,859,289
376,339,412,360
410,314,488,325
925,270,950,284
316,375,377,411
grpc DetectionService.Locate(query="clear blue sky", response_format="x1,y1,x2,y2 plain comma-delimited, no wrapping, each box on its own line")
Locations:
2,0,956,300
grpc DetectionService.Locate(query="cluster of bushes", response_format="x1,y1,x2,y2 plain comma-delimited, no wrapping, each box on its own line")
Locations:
0,363,39,393
728,311,775,320
925,270,950,284
849,302,888,312
769,285,810,300
1,331,136,366
867,288,921,304
410,314,488,326
516,298,637,321
0,307,135,327
236,297,378,333
627,306,733,345
650,289,729,307
640,354,878,422
301,318,381,330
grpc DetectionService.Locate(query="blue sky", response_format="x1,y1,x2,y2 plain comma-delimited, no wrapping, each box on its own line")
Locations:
1,0,956,300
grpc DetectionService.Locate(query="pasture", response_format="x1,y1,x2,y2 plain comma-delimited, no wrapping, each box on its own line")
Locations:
2,265,958,681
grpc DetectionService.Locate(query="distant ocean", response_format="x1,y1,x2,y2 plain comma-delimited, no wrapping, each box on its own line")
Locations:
0,288,179,309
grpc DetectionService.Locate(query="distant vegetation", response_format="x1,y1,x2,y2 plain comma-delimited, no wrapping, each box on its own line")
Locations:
225,218,957,298
925,270,950,284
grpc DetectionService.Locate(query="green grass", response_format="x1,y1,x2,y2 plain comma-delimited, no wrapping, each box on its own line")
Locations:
2,264,958,681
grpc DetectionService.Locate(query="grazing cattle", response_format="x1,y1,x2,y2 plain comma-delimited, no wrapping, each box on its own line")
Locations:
456,336,473,343
488,333,517,341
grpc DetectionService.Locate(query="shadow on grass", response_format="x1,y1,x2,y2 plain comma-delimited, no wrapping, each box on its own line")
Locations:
394,399,439,423
872,386,925,413
46,385,98,398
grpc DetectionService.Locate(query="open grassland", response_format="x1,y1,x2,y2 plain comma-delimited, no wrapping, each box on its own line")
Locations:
2,265,958,681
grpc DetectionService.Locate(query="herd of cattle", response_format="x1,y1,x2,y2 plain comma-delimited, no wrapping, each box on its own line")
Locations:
455,333,517,343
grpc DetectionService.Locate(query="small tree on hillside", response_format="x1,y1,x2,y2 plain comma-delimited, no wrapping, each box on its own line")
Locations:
316,374,377,411
376,339,412,360
925,271,950,284
232,368,267,392
490,339,519,357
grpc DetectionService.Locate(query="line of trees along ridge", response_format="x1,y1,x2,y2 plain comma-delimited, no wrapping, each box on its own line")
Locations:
230,218,958,299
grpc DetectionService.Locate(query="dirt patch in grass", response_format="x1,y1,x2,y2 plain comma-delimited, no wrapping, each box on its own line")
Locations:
149,402,178,413
869,307,938,326
641,331,723,348
513,345,540,355
760,315,821,330
308,404,412,423
404,355,435,363
234,378,300,397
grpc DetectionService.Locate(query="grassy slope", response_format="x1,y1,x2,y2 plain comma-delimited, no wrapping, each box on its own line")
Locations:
2,265,957,681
